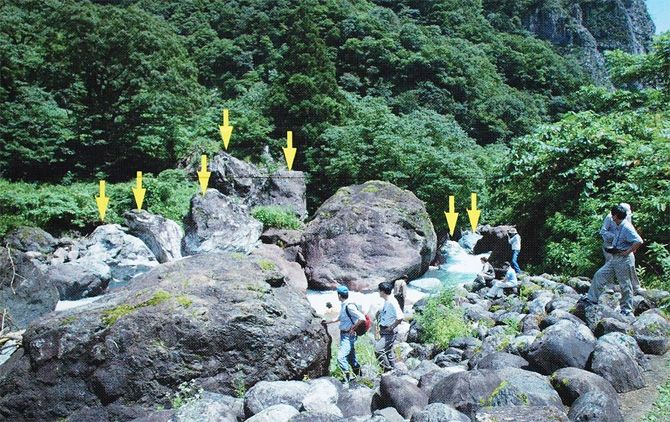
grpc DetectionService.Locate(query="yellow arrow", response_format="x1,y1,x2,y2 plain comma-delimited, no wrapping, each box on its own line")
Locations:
219,109,233,150
132,171,146,210
197,155,211,195
95,180,109,222
283,131,297,171
467,192,481,232
444,195,458,237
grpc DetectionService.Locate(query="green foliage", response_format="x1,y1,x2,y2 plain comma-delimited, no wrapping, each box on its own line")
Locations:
607,34,670,94
644,361,670,422
101,290,171,326
232,375,246,399
170,379,203,410
415,289,472,349
251,206,302,230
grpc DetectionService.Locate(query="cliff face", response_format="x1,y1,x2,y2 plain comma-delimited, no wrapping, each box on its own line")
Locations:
514,0,655,84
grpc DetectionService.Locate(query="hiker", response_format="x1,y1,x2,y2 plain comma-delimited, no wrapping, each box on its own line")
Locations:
474,256,495,287
375,281,404,371
393,275,408,311
601,203,645,294
325,285,365,381
507,227,522,273
583,204,643,316
486,261,518,299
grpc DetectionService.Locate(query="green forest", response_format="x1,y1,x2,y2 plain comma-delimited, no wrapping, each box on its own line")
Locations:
1,0,669,286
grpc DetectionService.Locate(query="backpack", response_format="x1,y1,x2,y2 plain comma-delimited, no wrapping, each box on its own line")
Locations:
345,303,371,336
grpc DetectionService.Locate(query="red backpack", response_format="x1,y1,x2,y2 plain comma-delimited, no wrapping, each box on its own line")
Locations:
345,303,371,336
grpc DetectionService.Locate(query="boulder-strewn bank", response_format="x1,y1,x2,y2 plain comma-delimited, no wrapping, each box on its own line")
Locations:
0,252,329,420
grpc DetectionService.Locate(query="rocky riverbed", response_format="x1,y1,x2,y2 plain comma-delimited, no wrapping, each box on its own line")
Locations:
1,151,669,421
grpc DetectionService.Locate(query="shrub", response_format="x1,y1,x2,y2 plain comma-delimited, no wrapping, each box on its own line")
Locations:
329,334,382,385
415,288,472,349
251,206,302,230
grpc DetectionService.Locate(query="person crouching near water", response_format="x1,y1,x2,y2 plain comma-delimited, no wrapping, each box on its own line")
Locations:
474,256,495,289
375,281,404,372
325,285,365,382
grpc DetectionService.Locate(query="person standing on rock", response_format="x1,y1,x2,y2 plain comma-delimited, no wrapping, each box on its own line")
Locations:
601,203,645,294
507,228,522,273
375,281,404,371
326,285,365,381
393,275,408,311
583,204,643,316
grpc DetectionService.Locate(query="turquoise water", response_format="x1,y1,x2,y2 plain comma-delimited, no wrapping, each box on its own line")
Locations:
418,241,488,288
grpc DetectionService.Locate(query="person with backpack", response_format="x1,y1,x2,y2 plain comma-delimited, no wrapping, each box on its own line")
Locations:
326,285,366,382
375,281,404,371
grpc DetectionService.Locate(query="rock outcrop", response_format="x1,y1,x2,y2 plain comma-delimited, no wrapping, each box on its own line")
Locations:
182,189,263,256
0,247,58,330
45,259,111,300
472,225,516,269
303,181,437,291
3,226,57,254
0,252,330,420
188,151,308,220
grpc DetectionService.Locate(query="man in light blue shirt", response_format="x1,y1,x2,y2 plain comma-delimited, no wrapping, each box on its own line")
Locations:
586,205,643,315
375,281,404,371
326,285,365,381
507,228,522,273
486,261,519,299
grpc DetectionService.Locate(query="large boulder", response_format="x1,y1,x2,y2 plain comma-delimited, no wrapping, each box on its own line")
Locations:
550,367,618,407
474,352,530,370
192,152,307,220
250,244,307,291
45,259,111,300
182,190,263,256
590,333,646,393
525,320,596,374
3,226,57,254
474,406,569,422
0,247,58,330
124,210,183,263
244,381,310,417
301,378,342,417
632,309,670,355
567,390,624,422
303,181,437,291
410,402,469,422
174,391,243,422
379,374,429,419
472,225,515,268
337,385,375,418
246,404,299,422
0,252,330,420
82,224,158,283
428,368,562,418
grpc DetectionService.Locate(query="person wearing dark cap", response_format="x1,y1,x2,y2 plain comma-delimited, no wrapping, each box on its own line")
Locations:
582,204,643,316
375,281,404,371
325,285,365,381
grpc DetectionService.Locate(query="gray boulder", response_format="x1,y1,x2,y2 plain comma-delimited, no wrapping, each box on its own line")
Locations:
593,317,632,337
567,390,624,422
379,374,428,419
289,413,346,422
182,190,262,256
0,252,330,420
246,404,299,422
337,385,375,418
301,378,342,417
0,247,58,330
46,259,111,300
4,226,57,254
474,352,529,370
472,225,516,268
632,309,670,355
303,181,437,291
549,367,618,406
526,320,596,374
418,367,467,397
372,407,405,422
590,333,646,392
82,224,158,283
457,231,482,254
410,402,469,422
261,229,302,248
250,244,307,291
245,380,309,417
174,392,243,422
124,210,183,263
474,406,569,422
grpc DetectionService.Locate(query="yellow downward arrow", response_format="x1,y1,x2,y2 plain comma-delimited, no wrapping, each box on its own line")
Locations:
219,109,233,150
197,155,211,195
96,180,109,222
444,195,458,237
467,192,481,232
283,131,297,171
132,171,146,210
